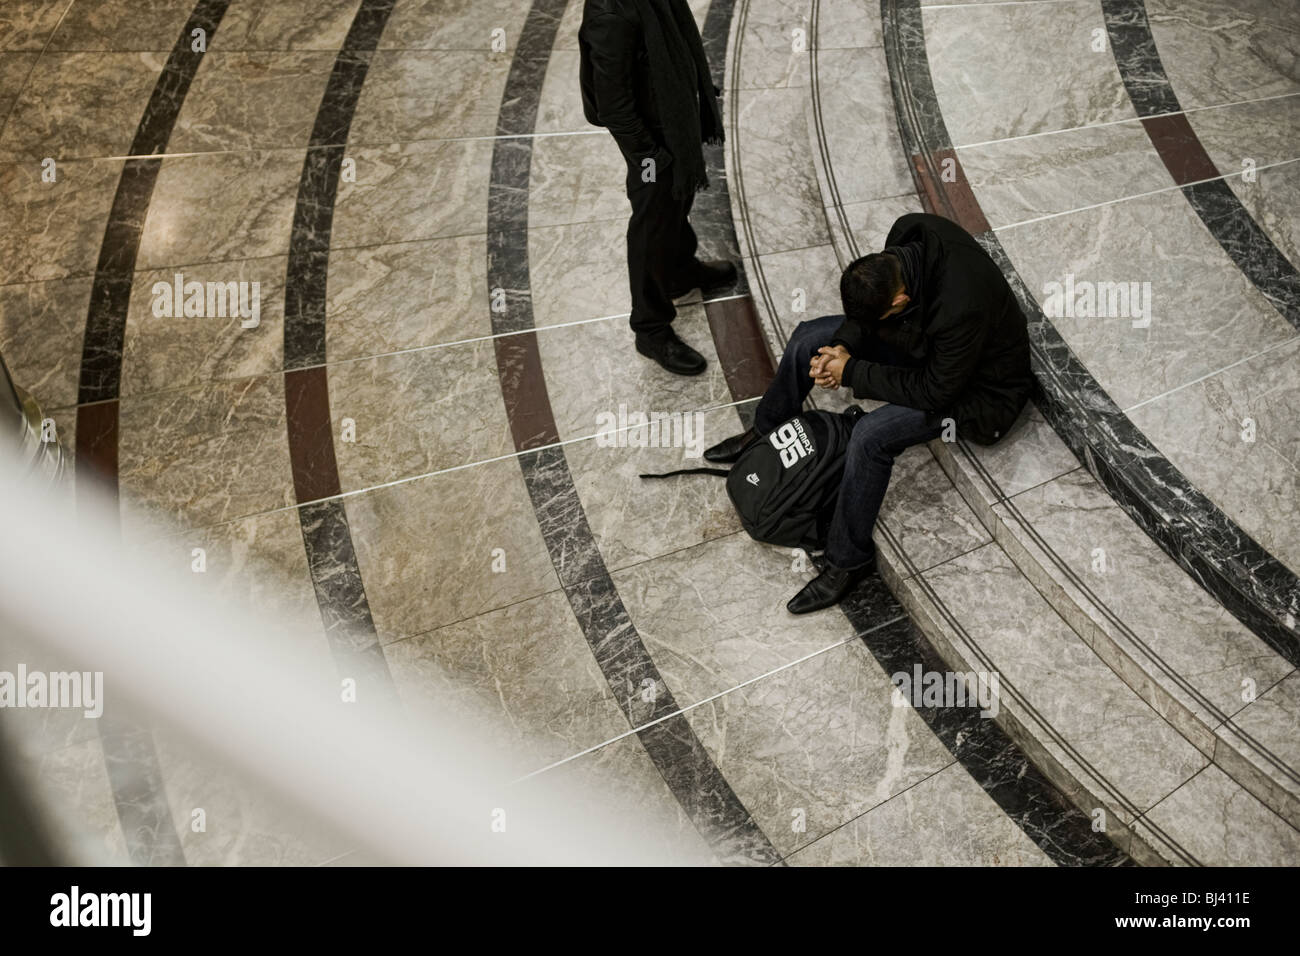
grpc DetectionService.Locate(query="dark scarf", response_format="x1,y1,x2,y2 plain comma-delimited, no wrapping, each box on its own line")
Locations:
632,0,724,199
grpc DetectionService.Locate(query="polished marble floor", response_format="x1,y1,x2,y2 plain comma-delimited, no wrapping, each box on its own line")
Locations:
0,0,1297,865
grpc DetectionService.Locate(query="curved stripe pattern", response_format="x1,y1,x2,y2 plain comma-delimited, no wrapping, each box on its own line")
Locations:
281,0,397,704
879,0,1300,667
1102,0,1300,330
487,0,781,865
72,0,236,867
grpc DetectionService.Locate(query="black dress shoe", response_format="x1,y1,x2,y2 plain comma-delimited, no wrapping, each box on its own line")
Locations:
670,259,738,298
635,330,707,376
786,559,874,614
703,428,760,464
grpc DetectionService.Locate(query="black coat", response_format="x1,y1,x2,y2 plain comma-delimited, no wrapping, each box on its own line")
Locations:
835,213,1033,445
580,0,664,153
579,0,718,192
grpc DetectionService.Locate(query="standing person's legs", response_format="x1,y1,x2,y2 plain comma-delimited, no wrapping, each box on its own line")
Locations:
671,192,699,278
753,315,845,433
824,403,942,571
626,175,693,340
668,191,739,298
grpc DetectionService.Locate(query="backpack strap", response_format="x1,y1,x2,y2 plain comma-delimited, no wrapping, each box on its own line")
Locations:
638,467,730,479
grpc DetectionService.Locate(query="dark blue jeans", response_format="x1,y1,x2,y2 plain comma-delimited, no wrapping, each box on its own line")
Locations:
754,315,942,571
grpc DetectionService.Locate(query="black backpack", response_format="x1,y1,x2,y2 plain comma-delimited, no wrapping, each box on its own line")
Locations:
641,406,865,550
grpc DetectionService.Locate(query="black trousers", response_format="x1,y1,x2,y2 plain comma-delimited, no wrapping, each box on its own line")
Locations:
623,155,699,339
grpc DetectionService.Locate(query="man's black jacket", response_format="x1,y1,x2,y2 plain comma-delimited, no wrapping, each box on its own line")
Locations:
579,0,718,189
835,213,1033,445
580,0,663,155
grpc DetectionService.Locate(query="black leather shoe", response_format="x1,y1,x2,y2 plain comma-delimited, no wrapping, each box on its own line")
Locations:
670,259,738,298
635,330,707,376
703,428,759,464
786,559,874,614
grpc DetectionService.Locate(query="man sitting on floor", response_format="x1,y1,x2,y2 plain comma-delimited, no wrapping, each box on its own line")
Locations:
704,212,1035,613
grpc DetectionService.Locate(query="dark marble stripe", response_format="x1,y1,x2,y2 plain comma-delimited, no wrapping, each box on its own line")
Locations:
529,447,779,864
493,328,561,451
74,400,119,501
282,156,336,373
1100,0,1181,117
284,367,342,503
284,1,396,370
77,0,232,404
1141,113,1219,185
487,0,780,865
78,180,155,404
881,0,951,155
1183,178,1300,327
882,0,1300,665
843,575,1132,866
704,296,774,406
992,235,1300,658
298,499,395,695
281,0,396,697
70,0,233,868
1101,0,1300,332
910,149,989,235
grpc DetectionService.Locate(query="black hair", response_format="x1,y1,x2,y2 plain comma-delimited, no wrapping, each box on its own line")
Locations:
839,253,902,322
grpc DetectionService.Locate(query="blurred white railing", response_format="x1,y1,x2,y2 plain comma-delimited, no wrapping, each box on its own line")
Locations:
0,455,685,866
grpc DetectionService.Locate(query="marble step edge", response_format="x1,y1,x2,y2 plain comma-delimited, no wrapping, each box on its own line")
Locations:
733,1,1300,868
734,103,1171,862
928,436,1300,831
731,187,1295,863
781,45,1300,834
872,531,1165,865
872,529,1295,867
722,8,1294,863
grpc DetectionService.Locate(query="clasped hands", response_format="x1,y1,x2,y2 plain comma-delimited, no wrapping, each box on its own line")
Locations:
809,345,850,390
